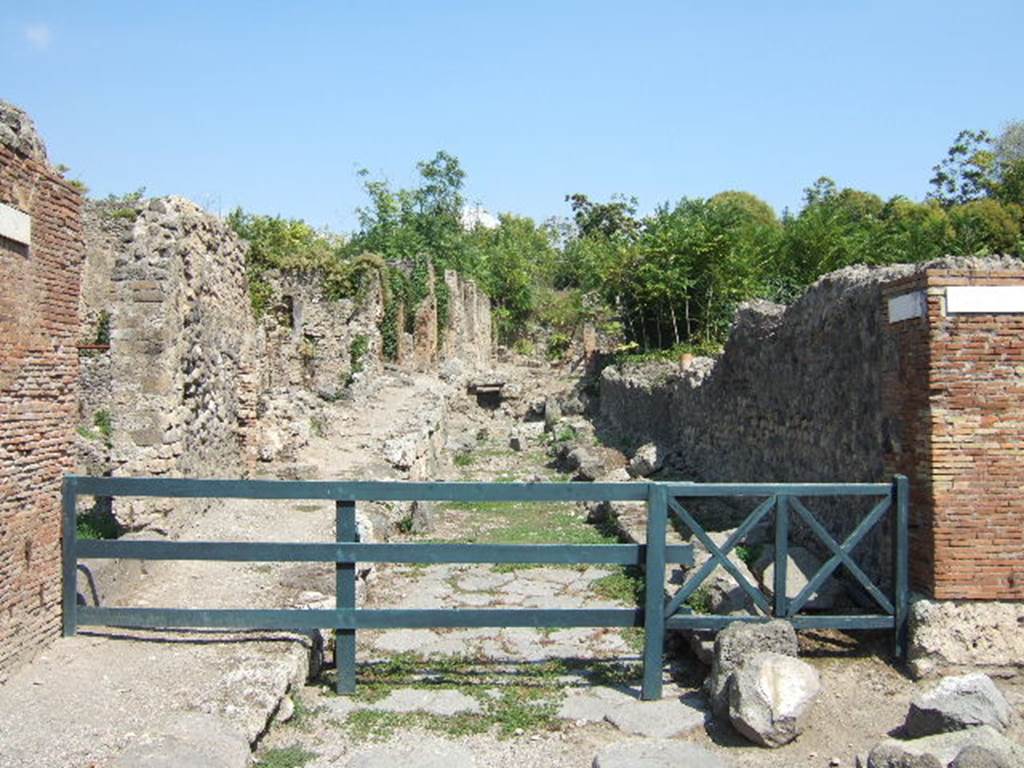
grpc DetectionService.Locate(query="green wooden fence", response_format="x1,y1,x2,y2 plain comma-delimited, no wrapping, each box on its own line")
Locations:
62,475,908,700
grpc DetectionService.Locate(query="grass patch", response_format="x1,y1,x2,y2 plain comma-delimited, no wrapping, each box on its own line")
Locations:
685,586,712,614
589,566,644,604
440,500,618,547
454,451,475,467
76,502,119,540
334,652,570,739
620,627,645,652
254,744,317,768
588,660,643,687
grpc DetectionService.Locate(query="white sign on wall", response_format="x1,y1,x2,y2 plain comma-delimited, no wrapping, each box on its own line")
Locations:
887,291,926,323
0,202,31,246
946,286,1024,314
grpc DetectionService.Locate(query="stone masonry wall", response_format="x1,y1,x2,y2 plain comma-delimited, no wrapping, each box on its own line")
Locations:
80,201,494,494
599,257,1024,601
0,103,84,681
100,197,261,529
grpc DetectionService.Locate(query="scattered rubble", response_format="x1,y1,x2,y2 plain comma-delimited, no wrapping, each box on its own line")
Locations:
905,674,1013,738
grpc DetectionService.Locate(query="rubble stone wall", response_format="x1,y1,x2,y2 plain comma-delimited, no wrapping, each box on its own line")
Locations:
0,105,84,680
599,258,1024,602
87,197,262,529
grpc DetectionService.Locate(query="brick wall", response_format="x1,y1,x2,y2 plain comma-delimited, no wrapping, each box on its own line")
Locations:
0,140,84,680
884,267,1024,600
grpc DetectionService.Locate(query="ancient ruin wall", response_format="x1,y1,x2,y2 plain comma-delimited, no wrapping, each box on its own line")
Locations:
83,197,262,529
599,258,1024,601
0,104,84,680
599,264,915,483
80,202,494,498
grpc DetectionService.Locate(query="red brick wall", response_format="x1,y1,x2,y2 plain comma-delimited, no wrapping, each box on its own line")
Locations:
884,268,1024,600
0,142,84,681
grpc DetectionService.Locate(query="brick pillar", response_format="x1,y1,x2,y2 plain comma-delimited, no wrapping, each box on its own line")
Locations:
883,267,1024,600
0,111,84,680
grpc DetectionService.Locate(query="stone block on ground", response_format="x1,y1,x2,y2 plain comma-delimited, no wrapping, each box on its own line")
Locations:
111,712,250,768
543,396,562,432
950,744,1015,767
865,726,1024,768
754,546,843,610
690,530,766,616
409,500,437,535
371,687,481,716
592,739,730,768
708,619,798,716
628,442,664,477
603,692,708,738
348,735,475,768
905,673,1012,738
907,598,1024,680
728,652,821,748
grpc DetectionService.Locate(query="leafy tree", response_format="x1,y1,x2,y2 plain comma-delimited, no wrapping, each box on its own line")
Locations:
465,214,558,342
929,130,997,206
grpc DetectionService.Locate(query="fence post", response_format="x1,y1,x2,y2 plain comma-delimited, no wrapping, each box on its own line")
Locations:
893,475,909,660
774,495,789,617
336,500,357,694
641,484,667,701
61,477,78,637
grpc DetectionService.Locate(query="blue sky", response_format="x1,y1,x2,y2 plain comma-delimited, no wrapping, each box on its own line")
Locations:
3,1,1021,231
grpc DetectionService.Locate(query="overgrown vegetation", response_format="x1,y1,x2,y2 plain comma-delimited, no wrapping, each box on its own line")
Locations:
77,410,113,447
229,121,1023,358
76,500,120,540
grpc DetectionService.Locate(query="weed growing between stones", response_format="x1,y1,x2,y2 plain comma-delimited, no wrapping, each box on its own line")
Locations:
333,653,572,740
254,744,318,768
589,567,644,604
75,501,119,540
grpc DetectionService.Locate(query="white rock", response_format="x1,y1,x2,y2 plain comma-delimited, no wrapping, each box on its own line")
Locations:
728,652,821,748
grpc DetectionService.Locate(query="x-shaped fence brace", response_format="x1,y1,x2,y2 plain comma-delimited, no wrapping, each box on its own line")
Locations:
664,493,896,621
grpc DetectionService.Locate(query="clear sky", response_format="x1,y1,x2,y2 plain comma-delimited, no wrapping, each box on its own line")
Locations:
3,1,1021,231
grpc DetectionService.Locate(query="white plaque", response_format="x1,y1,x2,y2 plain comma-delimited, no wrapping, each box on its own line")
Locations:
887,291,926,323
946,286,1024,314
0,202,31,246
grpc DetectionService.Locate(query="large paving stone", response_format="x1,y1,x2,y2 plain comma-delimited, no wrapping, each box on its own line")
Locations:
558,685,637,722
592,739,730,768
372,688,482,716
111,712,250,768
905,673,1012,737
347,736,475,768
603,692,708,738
